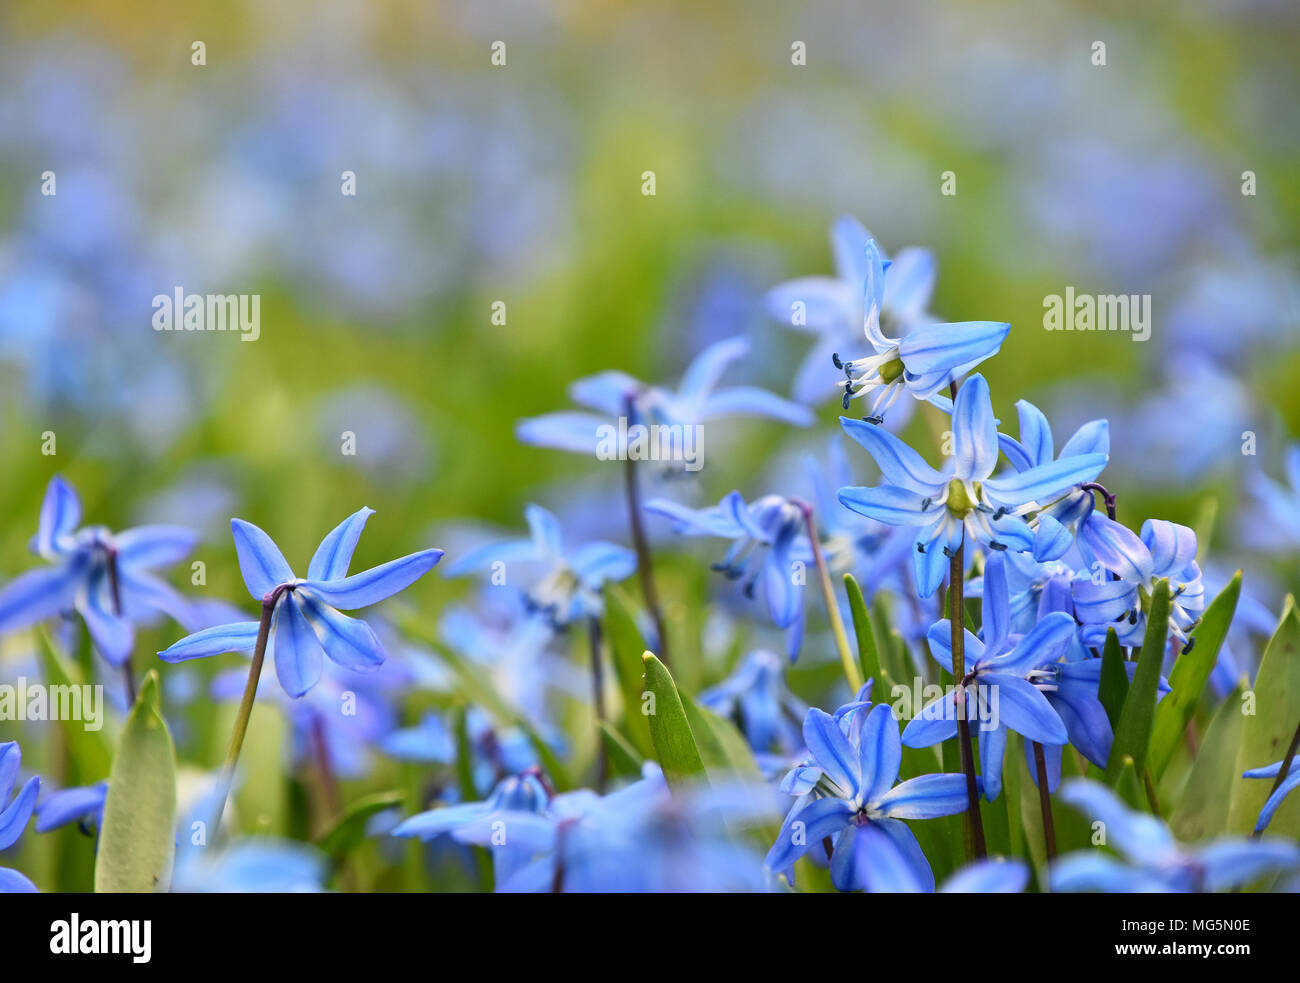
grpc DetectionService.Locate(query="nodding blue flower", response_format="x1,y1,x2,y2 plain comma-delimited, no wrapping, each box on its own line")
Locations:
444,504,635,626
902,552,1074,800
35,781,108,836
1244,444,1300,551
1051,779,1300,892
645,491,810,659
158,508,444,698
515,335,813,459
838,374,1109,597
940,858,1030,893
997,399,1109,555
1243,759,1300,834
699,650,808,756
0,475,199,667
0,741,40,893
1074,514,1204,648
171,838,329,893
764,216,938,407
767,702,974,892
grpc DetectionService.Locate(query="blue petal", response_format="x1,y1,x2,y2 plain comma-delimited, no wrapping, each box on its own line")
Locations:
78,566,133,667
114,525,198,570
35,782,107,833
390,801,492,840
870,818,936,892
1059,418,1109,459
982,673,1068,745
307,507,375,582
981,551,1011,655
1057,779,1176,862
1050,853,1158,893
1024,739,1062,795
982,453,1108,510
838,485,936,526
271,595,324,698
35,475,81,558
0,866,38,893
569,542,637,586
299,595,385,672
525,504,565,557
875,773,973,820
843,821,929,893
1071,577,1137,625
801,708,861,796
1032,513,1073,562
568,370,642,415
941,858,1029,893
881,247,936,322
0,776,39,851
702,386,815,426
1012,401,1054,468
443,537,539,577
765,796,854,875
1140,519,1198,580
898,322,1008,397
304,548,443,610
0,743,18,800
1195,838,1300,890
231,518,295,600
765,277,854,335
158,621,261,662
1077,513,1154,583
951,374,999,481
838,417,946,494
978,721,1007,801
515,411,609,455
985,611,1076,677
1250,765,1300,834
858,704,902,804
0,560,86,635
901,693,958,748
924,618,985,675
679,336,750,401
831,214,874,285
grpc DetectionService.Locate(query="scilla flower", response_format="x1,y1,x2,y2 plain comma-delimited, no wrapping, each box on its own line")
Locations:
1242,759,1300,834
839,374,1108,596
159,509,443,698
0,742,40,893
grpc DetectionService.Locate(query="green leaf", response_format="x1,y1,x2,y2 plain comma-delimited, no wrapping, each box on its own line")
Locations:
35,629,112,784
681,696,762,779
1098,628,1128,732
94,671,177,893
1148,571,1241,778
843,573,884,691
604,587,654,757
1105,579,1170,784
599,722,644,778
1170,687,1244,841
317,790,406,859
1227,597,1300,836
641,652,707,789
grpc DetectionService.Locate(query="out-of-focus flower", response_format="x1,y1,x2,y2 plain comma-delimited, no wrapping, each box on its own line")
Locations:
158,509,443,697
1244,445,1300,552
699,649,808,756
171,838,329,893
1242,759,1300,835
0,741,40,893
35,781,108,835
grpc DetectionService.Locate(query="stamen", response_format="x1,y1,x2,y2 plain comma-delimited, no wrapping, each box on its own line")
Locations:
831,352,843,369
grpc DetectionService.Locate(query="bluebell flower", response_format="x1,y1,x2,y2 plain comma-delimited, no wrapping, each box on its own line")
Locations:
699,649,808,755
1052,779,1300,892
764,216,939,406
516,335,813,459
839,374,1109,596
36,781,108,835
645,490,811,658
0,741,40,893
1242,759,1300,835
903,552,1074,800
0,475,198,666
767,702,973,892
444,504,635,626
158,508,443,697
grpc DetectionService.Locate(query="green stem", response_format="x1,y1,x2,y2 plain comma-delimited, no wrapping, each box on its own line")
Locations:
796,501,863,692
588,615,608,793
623,396,670,666
950,542,987,859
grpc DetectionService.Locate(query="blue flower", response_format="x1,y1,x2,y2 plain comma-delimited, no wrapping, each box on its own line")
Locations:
444,504,635,625
764,216,938,406
838,374,1109,596
0,475,198,666
35,781,108,835
158,508,443,697
699,649,808,756
767,702,973,892
645,491,810,658
1242,759,1300,834
516,335,813,458
171,838,328,893
1052,779,1300,892
940,858,1030,893
902,552,1074,800
1244,444,1300,551
0,741,40,893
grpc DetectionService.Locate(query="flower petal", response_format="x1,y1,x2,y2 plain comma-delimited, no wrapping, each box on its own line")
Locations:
307,507,375,582
802,708,861,796
0,776,39,851
838,417,946,494
875,773,973,820
271,595,324,698
158,621,261,663
35,475,81,558
858,704,903,804
299,595,385,672
113,525,199,570
764,796,854,875
982,673,1068,745
983,454,1108,511
231,518,295,600
951,374,999,480
304,548,443,610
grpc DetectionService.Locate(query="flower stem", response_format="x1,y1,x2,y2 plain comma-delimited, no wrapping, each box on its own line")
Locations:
1079,482,1118,521
588,615,608,793
949,541,986,859
622,397,670,666
1253,717,1300,839
795,500,863,692
105,547,136,706
211,587,280,832
1032,741,1057,860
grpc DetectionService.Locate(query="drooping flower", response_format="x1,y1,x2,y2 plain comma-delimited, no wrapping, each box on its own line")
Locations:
1051,779,1299,892
515,335,813,459
443,504,635,626
839,374,1108,596
902,552,1074,800
645,490,810,658
1242,759,1300,834
764,216,938,406
0,475,198,666
767,702,973,892
699,649,808,757
0,742,40,893
158,508,443,698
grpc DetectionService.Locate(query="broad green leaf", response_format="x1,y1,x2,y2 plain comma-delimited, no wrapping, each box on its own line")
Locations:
1105,579,1170,783
1170,686,1244,841
95,671,177,893
843,573,885,692
1227,597,1300,836
599,721,644,778
682,696,761,779
1098,628,1128,732
642,652,707,789
1148,571,1241,778
317,790,406,859
604,587,654,756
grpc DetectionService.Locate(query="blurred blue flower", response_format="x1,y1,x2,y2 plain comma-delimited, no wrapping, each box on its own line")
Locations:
171,838,329,893
0,475,199,667
1242,759,1300,835
699,649,808,756
35,781,108,836
0,741,40,893
839,374,1108,596
1052,779,1299,892
158,508,443,697
1244,445,1300,552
